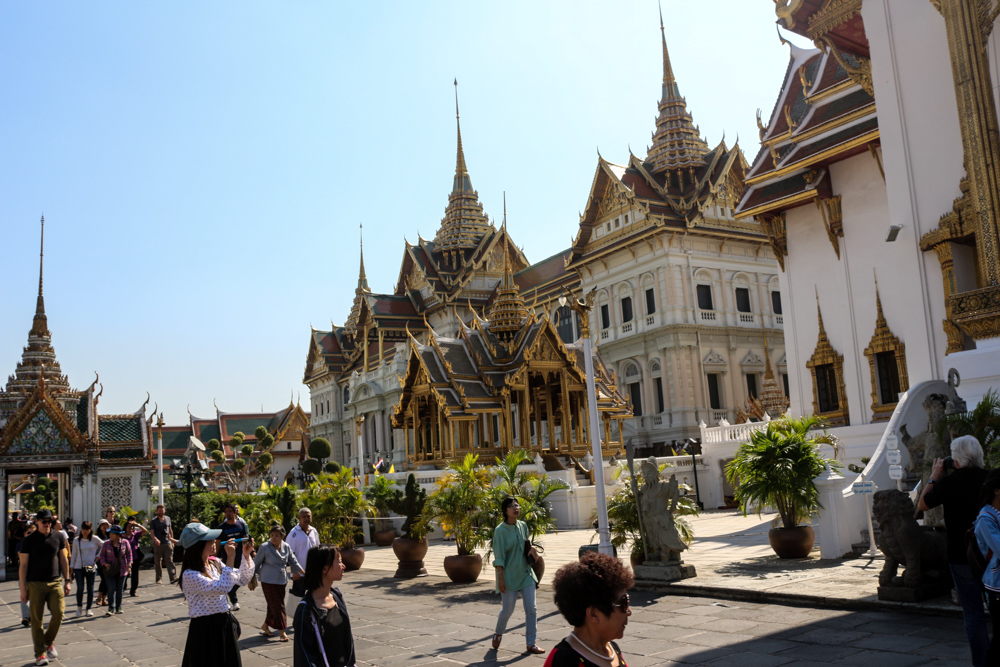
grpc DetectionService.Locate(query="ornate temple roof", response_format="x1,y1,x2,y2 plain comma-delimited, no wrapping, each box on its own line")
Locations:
734,43,878,221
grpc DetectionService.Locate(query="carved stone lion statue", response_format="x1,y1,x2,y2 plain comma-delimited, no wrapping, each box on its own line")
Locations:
872,489,949,588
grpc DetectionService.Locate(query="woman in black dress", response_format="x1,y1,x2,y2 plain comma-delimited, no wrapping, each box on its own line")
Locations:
292,545,356,667
544,552,634,667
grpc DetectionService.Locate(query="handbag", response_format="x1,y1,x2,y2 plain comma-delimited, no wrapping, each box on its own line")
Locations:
248,574,259,592
523,539,536,565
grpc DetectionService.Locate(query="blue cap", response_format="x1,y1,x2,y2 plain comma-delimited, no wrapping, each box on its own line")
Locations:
109,526,125,535
179,523,222,549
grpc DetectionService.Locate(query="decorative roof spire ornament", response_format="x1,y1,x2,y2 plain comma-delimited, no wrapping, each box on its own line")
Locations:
346,223,373,333
4,216,70,396
646,2,709,174
752,311,789,419
486,194,529,345
434,79,491,255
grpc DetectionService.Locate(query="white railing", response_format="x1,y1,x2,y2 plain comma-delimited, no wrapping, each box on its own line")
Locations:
652,415,663,426
776,315,783,326
700,310,716,321
700,418,769,444
600,329,610,341
739,313,755,324
645,313,657,327
711,410,728,423
621,321,633,335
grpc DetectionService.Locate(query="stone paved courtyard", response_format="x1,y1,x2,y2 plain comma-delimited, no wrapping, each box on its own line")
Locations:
0,560,974,667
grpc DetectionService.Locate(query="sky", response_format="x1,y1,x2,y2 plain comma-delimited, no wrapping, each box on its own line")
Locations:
0,2,812,425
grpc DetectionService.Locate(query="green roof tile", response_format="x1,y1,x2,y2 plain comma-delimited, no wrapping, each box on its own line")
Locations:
100,448,146,460
76,399,89,434
158,430,191,452
197,423,221,442
99,417,142,443
223,419,268,440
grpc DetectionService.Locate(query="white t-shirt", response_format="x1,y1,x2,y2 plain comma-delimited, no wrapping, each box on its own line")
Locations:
286,524,319,573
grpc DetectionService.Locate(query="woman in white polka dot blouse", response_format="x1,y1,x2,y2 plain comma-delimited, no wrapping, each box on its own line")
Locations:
177,523,255,667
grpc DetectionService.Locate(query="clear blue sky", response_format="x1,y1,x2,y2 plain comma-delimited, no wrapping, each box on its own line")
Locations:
0,2,810,424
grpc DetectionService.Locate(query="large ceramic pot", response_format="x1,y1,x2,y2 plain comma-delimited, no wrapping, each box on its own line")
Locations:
768,526,815,559
373,530,396,547
340,547,366,571
392,537,429,578
629,552,645,570
444,554,483,583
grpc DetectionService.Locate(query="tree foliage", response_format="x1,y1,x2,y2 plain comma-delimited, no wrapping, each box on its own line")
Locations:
940,389,1000,467
308,438,332,461
209,424,276,493
301,458,322,476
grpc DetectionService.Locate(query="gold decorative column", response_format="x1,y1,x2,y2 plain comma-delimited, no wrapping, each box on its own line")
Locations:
931,0,1000,339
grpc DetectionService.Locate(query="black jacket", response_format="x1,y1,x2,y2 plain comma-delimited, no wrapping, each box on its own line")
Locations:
292,587,355,667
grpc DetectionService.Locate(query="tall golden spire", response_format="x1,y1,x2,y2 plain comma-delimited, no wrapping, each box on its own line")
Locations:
5,216,70,395
756,303,789,416
346,224,371,333
358,223,369,291
646,2,709,175
434,79,491,255
487,195,529,345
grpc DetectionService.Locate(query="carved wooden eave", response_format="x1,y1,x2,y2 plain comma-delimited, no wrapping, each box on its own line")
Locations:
804,298,850,426
274,404,310,442
862,286,909,422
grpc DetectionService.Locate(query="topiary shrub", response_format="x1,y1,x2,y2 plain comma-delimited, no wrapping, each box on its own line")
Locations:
301,458,322,476
388,474,429,540
231,459,247,472
309,438,332,461
206,439,221,451
230,435,243,449
257,452,274,468
324,461,341,474
255,426,268,440
260,433,275,449
210,450,226,464
240,444,254,457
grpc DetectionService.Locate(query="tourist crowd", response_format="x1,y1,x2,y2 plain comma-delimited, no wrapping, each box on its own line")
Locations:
12,493,639,667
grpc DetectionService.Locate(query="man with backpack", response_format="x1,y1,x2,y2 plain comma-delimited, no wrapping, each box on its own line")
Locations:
918,435,989,667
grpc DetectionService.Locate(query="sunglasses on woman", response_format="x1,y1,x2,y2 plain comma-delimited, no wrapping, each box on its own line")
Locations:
611,594,630,613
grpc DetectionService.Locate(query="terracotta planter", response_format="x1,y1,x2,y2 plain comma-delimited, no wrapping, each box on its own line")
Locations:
443,553,483,583
373,530,396,547
392,537,429,578
629,552,645,570
340,547,366,571
768,526,815,559
530,555,545,581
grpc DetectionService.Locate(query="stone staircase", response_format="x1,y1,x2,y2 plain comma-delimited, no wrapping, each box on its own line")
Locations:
542,454,592,486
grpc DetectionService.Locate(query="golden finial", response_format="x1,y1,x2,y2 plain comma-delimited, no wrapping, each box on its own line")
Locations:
776,24,791,47
453,78,469,190
358,223,368,290
658,1,676,93
213,398,220,415
38,215,44,299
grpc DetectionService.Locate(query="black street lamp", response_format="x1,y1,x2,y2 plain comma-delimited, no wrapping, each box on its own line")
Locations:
169,456,209,526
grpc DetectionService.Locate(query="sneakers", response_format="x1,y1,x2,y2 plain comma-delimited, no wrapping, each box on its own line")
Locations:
22,617,30,627
35,655,48,666
115,608,123,615
76,608,83,617
232,602,240,611
105,611,114,617
86,609,94,617
46,645,58,659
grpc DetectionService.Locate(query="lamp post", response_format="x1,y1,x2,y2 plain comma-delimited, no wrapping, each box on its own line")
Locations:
357,414,366,486
560,289,613,556
156,412,165,507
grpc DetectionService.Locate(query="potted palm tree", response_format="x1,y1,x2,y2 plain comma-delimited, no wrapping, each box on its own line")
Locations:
726,416,841,559
308,468,374,570
366,476,402,546
423,453,491,583
388,474,430,578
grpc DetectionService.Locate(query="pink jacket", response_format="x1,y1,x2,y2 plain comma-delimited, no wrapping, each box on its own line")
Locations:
98,538,133,577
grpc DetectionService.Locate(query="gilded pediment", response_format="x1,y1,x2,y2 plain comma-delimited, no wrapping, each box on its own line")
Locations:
0,384,88,458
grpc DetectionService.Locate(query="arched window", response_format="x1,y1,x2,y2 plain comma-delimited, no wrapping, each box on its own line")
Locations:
650,360,664,413
343,386,350,407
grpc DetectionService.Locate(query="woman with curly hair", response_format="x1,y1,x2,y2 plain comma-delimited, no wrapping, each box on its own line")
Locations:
544,552,634,667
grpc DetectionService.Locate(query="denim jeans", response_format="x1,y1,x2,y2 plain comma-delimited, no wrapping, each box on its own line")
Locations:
495,583,537,647
105,573,125,611
949,563,989,666
74,568,96,610
987,590,1000,665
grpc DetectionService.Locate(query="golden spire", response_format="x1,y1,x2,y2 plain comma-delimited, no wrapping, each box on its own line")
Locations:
5,216,69,396
760,315,775,381
647,2,709,175
358,223,368,291
487,194,529,344
434,80,491,254
31,215,48,338
454,78,469,191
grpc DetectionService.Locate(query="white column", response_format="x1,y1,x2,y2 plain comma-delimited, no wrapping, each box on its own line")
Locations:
814,465,847,559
